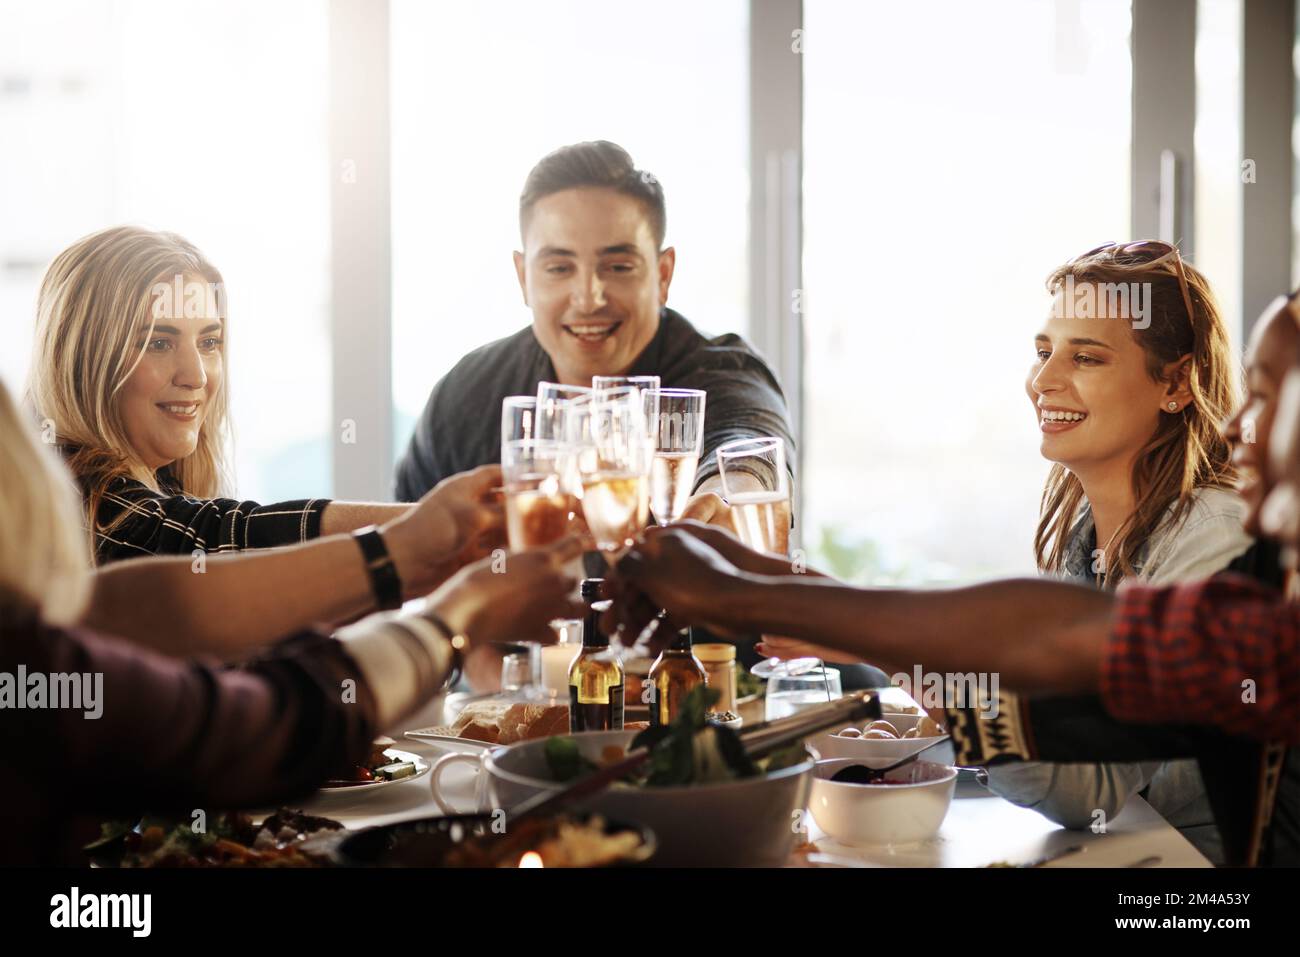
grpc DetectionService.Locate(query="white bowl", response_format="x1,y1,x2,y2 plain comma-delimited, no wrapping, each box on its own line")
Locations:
808,758,957,846
812,713,953,767
482,729,813,867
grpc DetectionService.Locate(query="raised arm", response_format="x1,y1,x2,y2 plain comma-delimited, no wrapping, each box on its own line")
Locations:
82,466,509,658
609,524,1113,693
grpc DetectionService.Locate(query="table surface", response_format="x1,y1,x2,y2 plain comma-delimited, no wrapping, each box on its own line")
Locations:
262,733,1211,869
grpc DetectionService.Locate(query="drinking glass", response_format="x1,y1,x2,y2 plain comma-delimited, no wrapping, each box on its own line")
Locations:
764,666,843,721
500,398,587,701
501,439,580,551
535,382,592,443
500,648,536,694
716,436,791,556
569,386,652,559
720,436,796,679
502,395,538,445
591,374,661,393
643,388,706,524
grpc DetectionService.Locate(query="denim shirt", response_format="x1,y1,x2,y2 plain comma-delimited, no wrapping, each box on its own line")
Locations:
986,487,1252,864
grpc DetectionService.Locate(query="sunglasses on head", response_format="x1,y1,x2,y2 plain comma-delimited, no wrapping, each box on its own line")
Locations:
1074,240,1197,329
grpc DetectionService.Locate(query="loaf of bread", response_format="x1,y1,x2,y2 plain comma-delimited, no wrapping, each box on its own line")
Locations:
440,701,569,744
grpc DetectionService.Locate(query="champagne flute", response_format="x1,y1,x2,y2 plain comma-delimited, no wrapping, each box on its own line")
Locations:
502,439,580,551
643,388,706,524
569,387,652,560
717,436,816,686
716,436,791,556
502,395,538,445
500,399,582,701
536,382,592,443
591,374,661,393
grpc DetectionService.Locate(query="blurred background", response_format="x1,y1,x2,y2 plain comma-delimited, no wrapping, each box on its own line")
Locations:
1,0,1295,585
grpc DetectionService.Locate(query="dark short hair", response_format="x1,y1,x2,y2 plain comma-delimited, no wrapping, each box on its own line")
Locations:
519,141,667,249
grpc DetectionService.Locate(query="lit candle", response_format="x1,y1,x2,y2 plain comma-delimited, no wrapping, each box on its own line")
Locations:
541,622,581,696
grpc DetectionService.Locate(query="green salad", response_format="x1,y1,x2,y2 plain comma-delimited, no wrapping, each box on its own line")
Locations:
545,686,806,788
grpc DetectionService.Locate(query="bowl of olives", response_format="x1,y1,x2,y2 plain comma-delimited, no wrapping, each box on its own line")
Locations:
811,711,954,767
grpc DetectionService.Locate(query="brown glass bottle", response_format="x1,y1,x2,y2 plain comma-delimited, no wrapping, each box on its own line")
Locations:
568,579,624,732
646,628,708,726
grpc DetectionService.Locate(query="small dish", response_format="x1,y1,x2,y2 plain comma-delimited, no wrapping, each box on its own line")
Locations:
808,758,957,846
812,713,951,767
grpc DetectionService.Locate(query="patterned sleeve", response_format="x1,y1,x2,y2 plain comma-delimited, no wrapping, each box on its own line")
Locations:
0,619,378,828
93,477,330,564
1104,575,1300,744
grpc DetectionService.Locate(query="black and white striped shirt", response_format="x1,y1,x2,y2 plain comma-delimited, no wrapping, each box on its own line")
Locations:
89,472,329,565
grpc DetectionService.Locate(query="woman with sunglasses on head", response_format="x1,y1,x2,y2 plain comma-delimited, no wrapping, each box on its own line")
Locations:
26,227,505,656
983,241,1248,861
762,242,1252,861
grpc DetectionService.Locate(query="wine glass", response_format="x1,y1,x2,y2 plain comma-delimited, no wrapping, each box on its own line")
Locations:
717,436,800,683
643,388,706,524
568,386,652,560
536,382,591,443
716,436,791,556
500,400,584,702
502,395,538,445
591,374,661,393
501,439,579,552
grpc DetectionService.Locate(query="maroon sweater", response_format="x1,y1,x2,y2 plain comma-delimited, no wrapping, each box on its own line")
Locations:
0,615,378,865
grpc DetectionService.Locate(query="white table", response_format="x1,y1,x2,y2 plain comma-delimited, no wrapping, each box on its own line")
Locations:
805,778,1210,867
266,737,1211,868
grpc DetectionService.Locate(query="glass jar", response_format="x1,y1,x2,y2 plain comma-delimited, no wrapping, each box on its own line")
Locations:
693,642,737,714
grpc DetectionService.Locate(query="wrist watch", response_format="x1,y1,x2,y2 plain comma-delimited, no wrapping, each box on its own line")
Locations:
352,525,403,610
423,610,468,689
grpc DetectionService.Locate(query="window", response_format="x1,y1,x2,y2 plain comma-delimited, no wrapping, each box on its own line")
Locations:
802,0,1133,583
1195,0,1243,351
0,0,331,503
389,0,749,460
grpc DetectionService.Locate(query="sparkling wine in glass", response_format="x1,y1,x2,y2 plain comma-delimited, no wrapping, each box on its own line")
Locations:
502,440,581,551
570,387,652,558
716,436,791,556
643,388,705,524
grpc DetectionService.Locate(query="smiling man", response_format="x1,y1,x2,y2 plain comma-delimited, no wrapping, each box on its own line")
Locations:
393,141,795,514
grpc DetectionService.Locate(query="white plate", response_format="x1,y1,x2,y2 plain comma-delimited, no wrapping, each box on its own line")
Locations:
317,748,431,794
403,730,495,754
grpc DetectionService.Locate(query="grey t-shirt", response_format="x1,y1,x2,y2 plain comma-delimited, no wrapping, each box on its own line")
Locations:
393,308,795,501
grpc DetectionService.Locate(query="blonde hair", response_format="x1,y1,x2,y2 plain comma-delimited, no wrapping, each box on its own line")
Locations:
1035,244,1239,586
27,226,231,534
0,379,91,625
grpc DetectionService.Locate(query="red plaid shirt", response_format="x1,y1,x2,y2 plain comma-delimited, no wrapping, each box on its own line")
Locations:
1105,573,1300,744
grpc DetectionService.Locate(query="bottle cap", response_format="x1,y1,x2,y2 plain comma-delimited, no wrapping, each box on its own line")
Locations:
694,642,737,663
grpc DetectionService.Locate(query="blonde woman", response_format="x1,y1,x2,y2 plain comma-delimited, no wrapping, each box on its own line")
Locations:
0,377,583,864
29,226,498,595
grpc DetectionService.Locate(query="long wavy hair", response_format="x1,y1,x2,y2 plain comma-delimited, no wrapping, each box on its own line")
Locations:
1034,243,1239,586
26,226,232,535
0,379,91,626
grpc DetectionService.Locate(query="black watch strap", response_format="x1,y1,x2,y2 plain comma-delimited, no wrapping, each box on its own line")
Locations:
353,525,403,610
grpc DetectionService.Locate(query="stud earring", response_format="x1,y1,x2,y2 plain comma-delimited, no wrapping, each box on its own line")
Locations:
1167,402,1179,411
